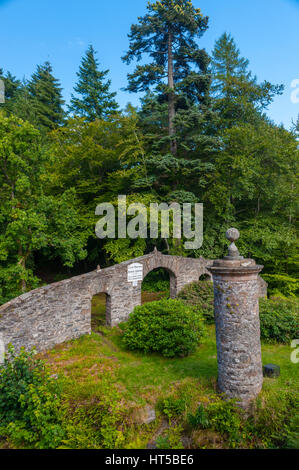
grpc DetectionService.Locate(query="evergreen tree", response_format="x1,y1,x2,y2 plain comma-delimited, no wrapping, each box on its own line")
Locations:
0,70,40,126
211,33,283,128
7,79,39,126
0,68,21,103
69,45,118,121
28,62,65,132
122,0,211,155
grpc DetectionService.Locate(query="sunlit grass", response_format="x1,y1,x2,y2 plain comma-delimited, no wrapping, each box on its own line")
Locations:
36,292,298,449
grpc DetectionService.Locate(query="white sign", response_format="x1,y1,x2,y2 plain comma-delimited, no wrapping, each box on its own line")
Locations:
127,263,143,287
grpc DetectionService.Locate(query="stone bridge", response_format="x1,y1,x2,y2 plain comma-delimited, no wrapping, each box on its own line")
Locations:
0,249,267,354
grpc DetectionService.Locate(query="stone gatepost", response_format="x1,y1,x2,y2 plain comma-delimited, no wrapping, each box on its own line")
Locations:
208,228,264,408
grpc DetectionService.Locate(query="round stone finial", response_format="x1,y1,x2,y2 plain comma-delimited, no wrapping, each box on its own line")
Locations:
226,228,240,243
224,228,243,260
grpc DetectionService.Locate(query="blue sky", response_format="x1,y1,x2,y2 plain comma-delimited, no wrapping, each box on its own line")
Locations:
0,0,298,129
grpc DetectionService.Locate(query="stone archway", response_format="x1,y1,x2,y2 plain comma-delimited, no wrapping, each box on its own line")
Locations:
91,292,112,331
0,249,267,353
141,266,177,300
199,273,213,282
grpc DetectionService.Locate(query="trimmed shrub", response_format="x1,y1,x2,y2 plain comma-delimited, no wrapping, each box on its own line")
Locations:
178,281,214,324
122,298,206,358
259,297,299,343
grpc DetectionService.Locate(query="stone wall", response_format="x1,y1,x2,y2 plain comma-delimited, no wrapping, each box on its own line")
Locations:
0,250,267,354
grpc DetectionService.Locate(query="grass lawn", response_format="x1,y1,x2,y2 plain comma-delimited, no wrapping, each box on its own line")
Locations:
36,293,298,449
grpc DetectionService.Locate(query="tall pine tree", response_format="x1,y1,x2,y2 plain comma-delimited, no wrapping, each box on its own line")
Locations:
211,33,283,128
69,45,118,121
8,80,39,126
122,0,210,155
28,62,65,132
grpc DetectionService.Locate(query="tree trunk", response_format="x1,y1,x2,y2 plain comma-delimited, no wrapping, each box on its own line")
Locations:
168,28,177,155
18,244,27,293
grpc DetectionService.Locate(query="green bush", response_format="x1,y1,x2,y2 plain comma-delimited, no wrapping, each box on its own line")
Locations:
157,396,186,419
262,273,299,298
0,345,52,425
259,297,299,343
5,382,65,449
187,404,210,430
0,346,125,449
142,269,170,293
122,298,206,358
188,400,241,436
142,279,170,293
60,376,125,449
178,281,214,324
207,400,241,439
0,345,65,448
248,390,299,449
187,399,242,446
155,425,183,449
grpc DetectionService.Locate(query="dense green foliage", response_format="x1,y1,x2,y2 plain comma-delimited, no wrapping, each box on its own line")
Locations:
0,346,65,448
0,112,88,304
178,280,299,343
188,401,242,442
142,268,170,293
0,0,297,304
178,280,214,323
27,62,65,132
186,392,299,448
122,298,206,357
0,345,125,449
259,297,299,344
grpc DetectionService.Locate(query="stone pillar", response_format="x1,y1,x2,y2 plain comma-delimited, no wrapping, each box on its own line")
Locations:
208,228,264,408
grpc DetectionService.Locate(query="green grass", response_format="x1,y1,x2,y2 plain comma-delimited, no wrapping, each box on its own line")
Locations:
88,293,299,409
45,325,298,402
37,290,298,450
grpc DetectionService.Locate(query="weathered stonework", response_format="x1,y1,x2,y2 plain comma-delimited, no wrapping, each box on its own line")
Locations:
0,251,212,353
208,229,264,408
0,248,267,356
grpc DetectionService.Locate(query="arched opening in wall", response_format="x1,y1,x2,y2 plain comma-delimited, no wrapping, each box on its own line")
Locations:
91,293,111,331
199,273,212,282
141,268,176,304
